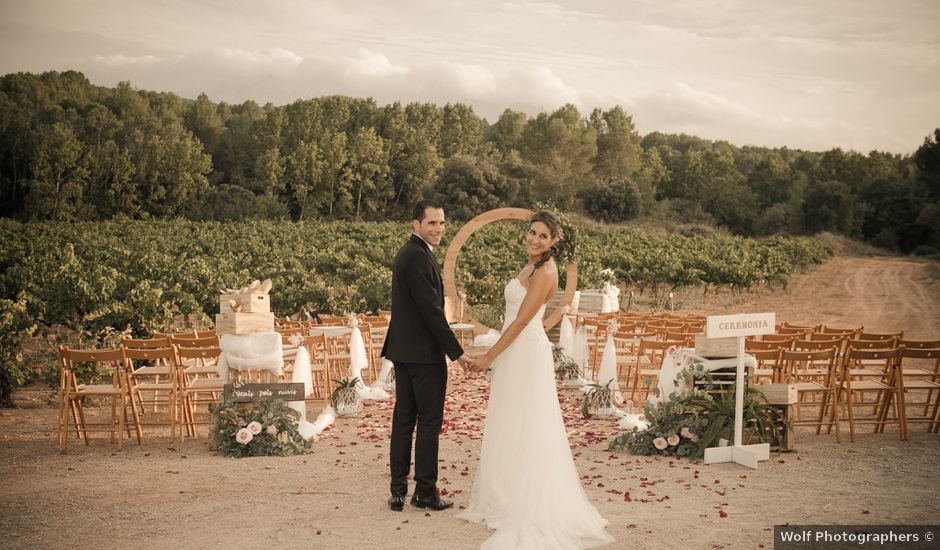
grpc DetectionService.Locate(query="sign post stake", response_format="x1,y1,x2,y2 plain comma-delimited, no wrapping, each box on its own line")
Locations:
703,312,775,469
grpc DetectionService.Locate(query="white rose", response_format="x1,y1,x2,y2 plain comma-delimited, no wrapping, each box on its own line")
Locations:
266,424,278,436
235,428,253,445
652,437,668,450
247,421,262,435
667,434,680,446
680,427,693,439
690,433,700,443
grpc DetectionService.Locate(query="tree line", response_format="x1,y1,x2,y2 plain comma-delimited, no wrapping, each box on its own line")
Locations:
1,70,937,253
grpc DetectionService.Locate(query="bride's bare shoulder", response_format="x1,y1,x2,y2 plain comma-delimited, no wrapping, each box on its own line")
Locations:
544,258,560,278
532,260,559,285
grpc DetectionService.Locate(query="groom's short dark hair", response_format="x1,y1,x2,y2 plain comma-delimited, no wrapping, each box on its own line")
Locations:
412,199,443,221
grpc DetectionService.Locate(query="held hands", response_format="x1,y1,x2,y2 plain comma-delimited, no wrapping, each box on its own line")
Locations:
454,354,476,373
466,353,493,373
453,352,494,374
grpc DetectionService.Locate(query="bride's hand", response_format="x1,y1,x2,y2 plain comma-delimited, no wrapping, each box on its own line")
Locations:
474,354,494,372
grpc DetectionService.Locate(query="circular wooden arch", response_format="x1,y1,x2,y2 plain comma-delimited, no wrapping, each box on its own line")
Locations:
443,207,578,333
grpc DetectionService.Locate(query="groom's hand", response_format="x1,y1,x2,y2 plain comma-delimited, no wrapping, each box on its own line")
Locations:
454,353,473,372
454,353,479,374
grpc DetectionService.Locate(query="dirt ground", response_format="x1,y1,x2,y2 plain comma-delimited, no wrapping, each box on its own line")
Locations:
2,256,938,550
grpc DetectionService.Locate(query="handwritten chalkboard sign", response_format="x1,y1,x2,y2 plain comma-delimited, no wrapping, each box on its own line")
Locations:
223,383,305,403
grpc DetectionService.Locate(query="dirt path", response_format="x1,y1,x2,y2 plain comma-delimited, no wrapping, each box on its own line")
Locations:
698,256,940,339
1,256,938,550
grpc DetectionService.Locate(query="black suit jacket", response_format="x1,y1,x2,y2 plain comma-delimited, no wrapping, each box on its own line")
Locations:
381,234,464,364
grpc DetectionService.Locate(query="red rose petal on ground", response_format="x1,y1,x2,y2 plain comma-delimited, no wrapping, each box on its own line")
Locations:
718,509,728,518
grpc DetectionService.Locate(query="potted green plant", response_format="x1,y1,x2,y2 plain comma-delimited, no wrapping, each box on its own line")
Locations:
582,378,617,417
331,377,363,416
552,344,583,387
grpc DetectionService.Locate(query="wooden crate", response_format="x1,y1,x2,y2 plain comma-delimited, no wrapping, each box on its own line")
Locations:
219,292,270,314
694,335,738,358
215,312,275,335
756,383,797,405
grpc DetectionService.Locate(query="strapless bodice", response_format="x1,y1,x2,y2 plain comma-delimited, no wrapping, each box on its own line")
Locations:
502,278,546,332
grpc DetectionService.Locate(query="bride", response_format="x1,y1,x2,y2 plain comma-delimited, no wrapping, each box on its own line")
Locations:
459,211,614,549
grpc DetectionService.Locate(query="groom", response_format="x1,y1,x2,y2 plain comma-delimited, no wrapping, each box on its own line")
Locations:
382,200,473,512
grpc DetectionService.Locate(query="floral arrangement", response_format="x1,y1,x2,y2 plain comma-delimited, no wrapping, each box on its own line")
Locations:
608,363,784,459
209,400,311,458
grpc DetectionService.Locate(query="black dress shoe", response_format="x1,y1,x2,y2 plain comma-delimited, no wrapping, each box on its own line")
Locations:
410,492,453,511
388,495,405,512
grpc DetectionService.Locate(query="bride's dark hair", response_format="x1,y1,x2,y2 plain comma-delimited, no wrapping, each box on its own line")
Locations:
528,210,564,276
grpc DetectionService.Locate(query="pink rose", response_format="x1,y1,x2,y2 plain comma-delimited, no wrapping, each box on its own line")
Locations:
247,421,262,435
667,434,680,446
653,437,668,450
235,428,253,445
680,427,693,439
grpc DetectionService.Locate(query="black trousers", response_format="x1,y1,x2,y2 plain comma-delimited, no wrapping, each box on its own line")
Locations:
389,361,447,498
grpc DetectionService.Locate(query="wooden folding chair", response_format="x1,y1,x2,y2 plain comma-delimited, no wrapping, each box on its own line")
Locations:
611,329,654,394
778,322,819,335
779,347,841,440
171,334,221,383
176,346,224,443
124,346,181,437
897,341,940,417
859,331,903,344
582,318,611,380
631,338,685,402
818,324,862,337
745,345,786,384
895,347,940,433
363,322,388,383
58,347,142,451
121,336,174,412
760,333,796,345
309,328,354,384
836,347,906,441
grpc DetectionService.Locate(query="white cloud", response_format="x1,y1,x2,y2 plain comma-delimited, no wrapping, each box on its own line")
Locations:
212,47,303,77
344,48,409,78
92,54,161,66
4,1,937,153
639,83,761,126
216,47,302,66
503,66,581,110
428,61,498,99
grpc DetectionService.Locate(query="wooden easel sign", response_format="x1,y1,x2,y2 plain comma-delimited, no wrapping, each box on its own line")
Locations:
223,383,305,403
703,312,775,469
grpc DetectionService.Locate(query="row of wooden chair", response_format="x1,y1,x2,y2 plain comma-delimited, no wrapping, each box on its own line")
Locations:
570,313,707,400
567,315,938,443
57,339,225,451
745,323,939,441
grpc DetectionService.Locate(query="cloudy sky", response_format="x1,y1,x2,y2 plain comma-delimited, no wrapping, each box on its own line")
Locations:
2,0,938,153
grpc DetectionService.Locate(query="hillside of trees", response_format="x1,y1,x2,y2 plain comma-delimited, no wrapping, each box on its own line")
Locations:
1,70,937,254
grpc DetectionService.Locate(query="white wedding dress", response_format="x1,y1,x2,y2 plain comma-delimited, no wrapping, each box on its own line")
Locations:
458,278,614,549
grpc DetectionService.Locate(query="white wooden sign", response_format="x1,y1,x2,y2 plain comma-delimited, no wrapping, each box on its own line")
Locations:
703,312,776,470
706,312,776,339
